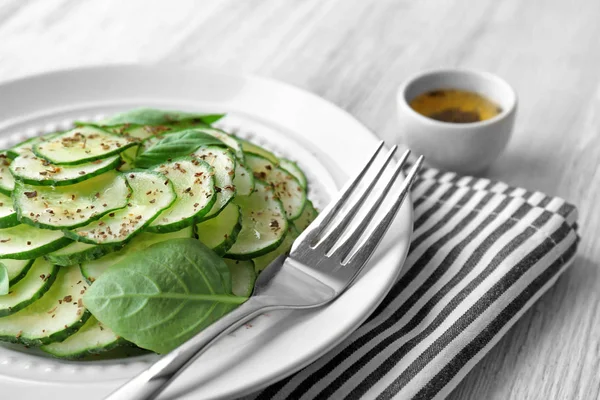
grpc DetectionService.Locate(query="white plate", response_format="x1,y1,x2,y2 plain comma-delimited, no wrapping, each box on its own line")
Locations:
0,66,412,400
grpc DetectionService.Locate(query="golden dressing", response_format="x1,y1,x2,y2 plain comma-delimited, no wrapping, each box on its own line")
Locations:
409,89,502,123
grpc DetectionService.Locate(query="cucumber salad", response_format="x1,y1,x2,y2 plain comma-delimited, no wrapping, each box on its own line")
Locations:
0,109,318,358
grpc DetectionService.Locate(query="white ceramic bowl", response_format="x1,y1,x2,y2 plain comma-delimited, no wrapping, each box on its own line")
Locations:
396,68,517,174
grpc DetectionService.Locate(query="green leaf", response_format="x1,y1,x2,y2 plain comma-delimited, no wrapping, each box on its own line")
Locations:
0,263,8,295
134,129,225,168
100,108,225,126
83,238,247,354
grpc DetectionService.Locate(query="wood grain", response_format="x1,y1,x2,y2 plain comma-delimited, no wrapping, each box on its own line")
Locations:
1,0,599,398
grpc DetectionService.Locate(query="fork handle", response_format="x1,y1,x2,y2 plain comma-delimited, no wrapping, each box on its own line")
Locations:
104,296,273,400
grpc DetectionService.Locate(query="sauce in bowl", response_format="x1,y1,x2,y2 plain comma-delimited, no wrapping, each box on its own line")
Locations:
409,89,502,123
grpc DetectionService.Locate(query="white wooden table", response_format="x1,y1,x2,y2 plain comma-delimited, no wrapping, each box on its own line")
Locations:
1,0,599,398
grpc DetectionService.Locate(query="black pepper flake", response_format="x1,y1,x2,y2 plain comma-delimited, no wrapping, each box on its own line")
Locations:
24,191,37,198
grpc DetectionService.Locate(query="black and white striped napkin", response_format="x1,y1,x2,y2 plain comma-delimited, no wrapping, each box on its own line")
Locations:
246,166,579,400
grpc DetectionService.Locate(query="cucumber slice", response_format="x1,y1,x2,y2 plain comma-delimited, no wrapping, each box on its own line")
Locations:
192,146,236,219
91,124,130,135
224,259,256,297
114,122,212,141
0,192,18,228
96,125,141,166
33,126,137,165
44,242,121,267
147,158,216,233
226,181,288,260
292,199,318,232
239,138,278,164
13,170,130,230
0,224,71,260
6,133,58,160
0,258,57,317
253,225,299,272
196,203,242,256
2,259,34,285
233,159,254,196
0,154,14,195
41,316,123,359
251,201,315,272
81,345,150,360
10,153,122,186
123,124,175,140
66,171,176,245
279,158,308,189
199,128,244,161
118,150,136,172
245,154,307,220
80,227,193,284
0,265,91,346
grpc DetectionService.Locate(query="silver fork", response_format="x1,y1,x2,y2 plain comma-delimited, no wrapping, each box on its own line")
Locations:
105,142,423,400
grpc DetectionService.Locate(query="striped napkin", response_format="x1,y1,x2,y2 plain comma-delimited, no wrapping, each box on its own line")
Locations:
245,166,579,400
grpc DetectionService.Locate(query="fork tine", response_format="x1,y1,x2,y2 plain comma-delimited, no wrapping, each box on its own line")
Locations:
315,146,403,252
292,141,385,249
333,156,424,264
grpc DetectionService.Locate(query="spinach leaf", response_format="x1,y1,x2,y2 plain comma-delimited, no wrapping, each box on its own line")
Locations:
101,108,225,126
0,263,8,295
134,129,225,168
83,238,247,354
